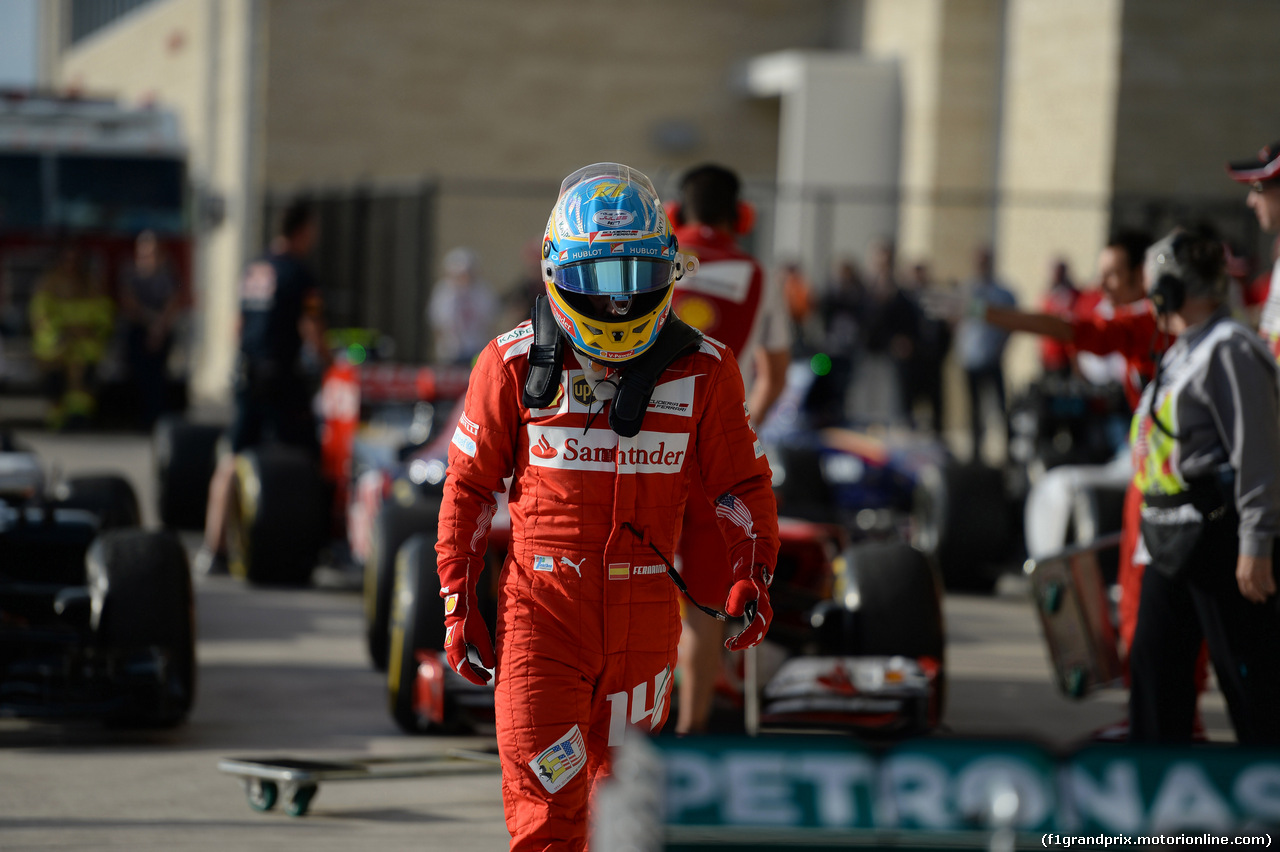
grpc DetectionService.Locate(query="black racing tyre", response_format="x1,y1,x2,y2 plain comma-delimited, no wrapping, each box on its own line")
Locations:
227,446,326,586
154,417,222,530
388,533,447,733
814,541,946,728
88,530,196,727
915,462,1009,592
817,541,945,661
59,474,142,530
364,498,441,671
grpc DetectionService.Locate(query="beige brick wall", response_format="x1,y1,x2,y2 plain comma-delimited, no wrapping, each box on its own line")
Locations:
864,0,944,265
995,0,1123,388
863,0,1002,282
1112,0,1280,199
59,0,211,175
259,0,841,308
261,0,839,186
929,0,1003,284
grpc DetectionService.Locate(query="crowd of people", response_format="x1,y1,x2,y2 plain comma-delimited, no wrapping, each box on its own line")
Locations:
780,238,1015,461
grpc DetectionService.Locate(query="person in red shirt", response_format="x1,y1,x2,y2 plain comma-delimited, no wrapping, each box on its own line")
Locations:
971,231,1157,410
976,231,1157,657
929,230,1215,739
1039,258,1080,376
666,164,791,734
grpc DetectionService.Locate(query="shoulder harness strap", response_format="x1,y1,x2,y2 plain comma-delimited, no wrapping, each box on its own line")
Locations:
609,318,703,438
521,295,565,409
522,300,703,437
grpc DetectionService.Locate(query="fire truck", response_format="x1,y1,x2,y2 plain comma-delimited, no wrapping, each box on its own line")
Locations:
0,90,194,421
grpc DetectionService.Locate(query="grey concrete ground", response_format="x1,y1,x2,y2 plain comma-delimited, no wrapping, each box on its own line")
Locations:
0,428,1232,851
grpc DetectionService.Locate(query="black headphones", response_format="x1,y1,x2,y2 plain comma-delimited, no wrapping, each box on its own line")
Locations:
1148,272,1186,315
1146,230,1220,315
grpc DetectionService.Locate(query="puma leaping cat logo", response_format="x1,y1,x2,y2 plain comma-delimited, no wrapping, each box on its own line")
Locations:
560,557,585,577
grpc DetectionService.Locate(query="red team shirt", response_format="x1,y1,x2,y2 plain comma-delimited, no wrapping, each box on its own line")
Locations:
1071,298,1162,409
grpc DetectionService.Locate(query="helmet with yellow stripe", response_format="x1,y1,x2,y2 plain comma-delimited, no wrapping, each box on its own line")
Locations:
541,163,696,364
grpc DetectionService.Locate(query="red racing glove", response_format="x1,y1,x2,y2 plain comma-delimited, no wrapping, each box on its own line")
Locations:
441,583,495,686
724,555,773,651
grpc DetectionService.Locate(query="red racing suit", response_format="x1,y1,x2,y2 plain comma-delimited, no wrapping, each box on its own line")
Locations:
436,321,779,850
671,223,772,604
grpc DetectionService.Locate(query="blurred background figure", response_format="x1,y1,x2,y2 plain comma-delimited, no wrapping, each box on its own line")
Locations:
902,261,951,435
1039,257,1079,377
851,238,917,426
197,199,328,576
780,260,816,354
501,238,546,331
119,230,182,429
957,245,1016,462
667,161,791,735
1228,138,1280,365
427,247,497,366
814,258,865,426
29,242,113,429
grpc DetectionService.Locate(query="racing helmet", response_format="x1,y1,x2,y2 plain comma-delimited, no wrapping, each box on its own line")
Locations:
541,163,696,363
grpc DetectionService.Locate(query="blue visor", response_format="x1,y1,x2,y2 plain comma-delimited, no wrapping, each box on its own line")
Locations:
553,258,673,296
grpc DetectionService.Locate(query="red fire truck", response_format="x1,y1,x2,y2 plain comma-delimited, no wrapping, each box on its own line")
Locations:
0,90,194,421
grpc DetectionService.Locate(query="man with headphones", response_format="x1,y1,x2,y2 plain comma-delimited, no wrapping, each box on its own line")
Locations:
434,163,779,849
1127,227,1280,744
664,163,791,734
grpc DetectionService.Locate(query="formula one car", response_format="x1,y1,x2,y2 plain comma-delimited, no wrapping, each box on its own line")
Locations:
379,493,945,737
762,363,1016,592
0,432,195,726
358,397,946,738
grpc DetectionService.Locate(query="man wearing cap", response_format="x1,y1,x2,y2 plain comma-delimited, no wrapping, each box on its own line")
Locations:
1226,139,1280,363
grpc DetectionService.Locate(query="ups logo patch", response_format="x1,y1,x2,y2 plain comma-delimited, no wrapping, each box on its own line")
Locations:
572,376,596,407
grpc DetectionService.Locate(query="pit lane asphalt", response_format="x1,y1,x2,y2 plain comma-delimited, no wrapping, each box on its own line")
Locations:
1,429,1234,851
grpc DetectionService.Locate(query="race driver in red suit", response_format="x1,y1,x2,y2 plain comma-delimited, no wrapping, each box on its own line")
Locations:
435,162,779,850
665,163,791,734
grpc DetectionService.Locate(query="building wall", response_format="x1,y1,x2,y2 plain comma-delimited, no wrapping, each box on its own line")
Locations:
259,0,844,304
863,0,944,266
863,0,1003,283
929,0,1004,284
995,0,1123,388
58,0,211,174
260,0,840,186
57,0,264,398
1113,0,1280,201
